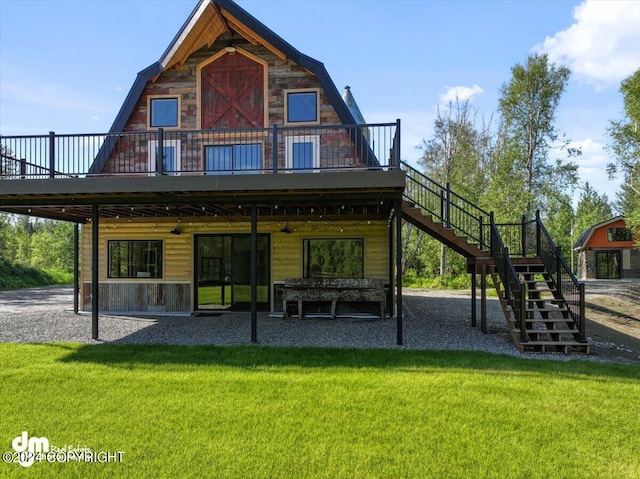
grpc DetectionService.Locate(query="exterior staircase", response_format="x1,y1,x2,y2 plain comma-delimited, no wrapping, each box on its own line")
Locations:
491,258,589,353
400,161,589,354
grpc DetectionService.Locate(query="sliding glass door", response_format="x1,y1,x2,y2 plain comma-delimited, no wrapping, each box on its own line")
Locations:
195,234,270,310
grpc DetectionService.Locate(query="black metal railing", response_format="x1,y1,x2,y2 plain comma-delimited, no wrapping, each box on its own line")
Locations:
535,210,585,341
0,122,399,179
490,218,527,342
399,161,589,344
400,161,490,251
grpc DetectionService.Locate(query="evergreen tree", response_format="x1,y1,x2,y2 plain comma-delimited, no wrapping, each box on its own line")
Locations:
574,183,613,243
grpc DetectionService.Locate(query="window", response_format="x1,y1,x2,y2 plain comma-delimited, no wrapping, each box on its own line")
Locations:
286,135,319,171
285,89,319,124
148,97,179,128
108,240,163,278
204,144,262,174
607,227,632,242
148,140,181,174
303,239,364,279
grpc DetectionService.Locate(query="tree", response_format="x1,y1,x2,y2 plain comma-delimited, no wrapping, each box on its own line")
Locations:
1,144,18,178
542,192,574,262
495,53,578,219
30,220,74,270
574,182,613,240
607,68,640,244
418,97,490,278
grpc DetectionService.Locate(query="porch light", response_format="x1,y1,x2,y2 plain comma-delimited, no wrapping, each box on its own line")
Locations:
225,45,236,55
170,226,181,235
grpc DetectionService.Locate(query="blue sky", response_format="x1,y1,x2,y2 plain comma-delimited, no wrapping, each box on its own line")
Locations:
1,0,639,207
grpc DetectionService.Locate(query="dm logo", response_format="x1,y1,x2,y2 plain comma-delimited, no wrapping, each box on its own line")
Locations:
12,431,50,467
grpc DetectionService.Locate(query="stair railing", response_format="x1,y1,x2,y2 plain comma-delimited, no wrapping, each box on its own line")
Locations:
490,215,528,343
400,161,528,342
535,210,586,342
400,161,490,250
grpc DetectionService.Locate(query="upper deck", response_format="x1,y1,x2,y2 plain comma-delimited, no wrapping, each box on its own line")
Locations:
0,122,405,223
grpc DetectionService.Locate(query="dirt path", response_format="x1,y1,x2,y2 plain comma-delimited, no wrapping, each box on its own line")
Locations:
581,280,640,364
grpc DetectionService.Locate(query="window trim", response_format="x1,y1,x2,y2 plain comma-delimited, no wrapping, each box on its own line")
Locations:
147,95,181,129
148,140,181,175
108,240,163,279
284,88,320,126
285,135,320,172
202,142,264,174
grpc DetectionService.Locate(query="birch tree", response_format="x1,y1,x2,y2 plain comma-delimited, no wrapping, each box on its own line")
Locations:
495,53,578,219
418,97,488,278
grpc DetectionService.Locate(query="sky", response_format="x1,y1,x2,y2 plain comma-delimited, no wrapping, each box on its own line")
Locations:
1,0,639,208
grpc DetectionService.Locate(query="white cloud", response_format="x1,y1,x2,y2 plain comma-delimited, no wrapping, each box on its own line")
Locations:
535,0,640,88
439,85,484,104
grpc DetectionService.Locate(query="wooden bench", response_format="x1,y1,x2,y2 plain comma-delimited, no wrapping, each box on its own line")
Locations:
282,278,386,320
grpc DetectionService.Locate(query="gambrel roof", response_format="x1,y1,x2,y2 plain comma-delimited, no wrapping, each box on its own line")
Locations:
108,0,357,135
574,216,625,250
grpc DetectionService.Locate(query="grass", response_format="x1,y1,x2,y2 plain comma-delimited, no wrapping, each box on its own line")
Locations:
0,344,638,478
0,259,73,291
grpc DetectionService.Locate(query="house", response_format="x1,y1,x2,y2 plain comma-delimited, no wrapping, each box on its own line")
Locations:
0,0,406,343
574,216,640,279
0,0,589,353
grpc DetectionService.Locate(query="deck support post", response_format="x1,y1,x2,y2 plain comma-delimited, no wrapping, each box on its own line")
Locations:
388,218,394,319
91,206,99,340
250,203,258,344
73,223,79,314
395,199,403,345
471,267,477,327
480,264,487,334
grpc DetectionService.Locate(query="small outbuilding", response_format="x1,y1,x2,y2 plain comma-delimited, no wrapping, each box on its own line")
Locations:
574,216,640,279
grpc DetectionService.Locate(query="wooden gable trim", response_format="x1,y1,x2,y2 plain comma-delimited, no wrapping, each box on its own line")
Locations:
160,0,211,70
211,2,232,36
195,46,269,130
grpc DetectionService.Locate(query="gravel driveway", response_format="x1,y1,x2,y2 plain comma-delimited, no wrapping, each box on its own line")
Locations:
0,285,636,364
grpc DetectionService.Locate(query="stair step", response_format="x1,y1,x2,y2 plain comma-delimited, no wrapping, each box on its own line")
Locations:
514,266,546,273
524,306,569,313
513,329,577,335
525,318,573,323
514,340,590,354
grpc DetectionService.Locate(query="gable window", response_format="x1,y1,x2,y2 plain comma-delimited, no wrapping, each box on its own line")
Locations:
285,89,319,124
148,96,180,128
607,227,632,242
286,136,319,172
108,240,163,278
204,144,262,174
148,140,181,174
303,238,364,279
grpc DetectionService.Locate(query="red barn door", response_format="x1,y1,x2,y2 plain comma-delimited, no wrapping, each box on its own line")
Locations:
201,52,264,129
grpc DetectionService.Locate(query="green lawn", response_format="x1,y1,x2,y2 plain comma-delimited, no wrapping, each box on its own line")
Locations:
0,344,638,478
